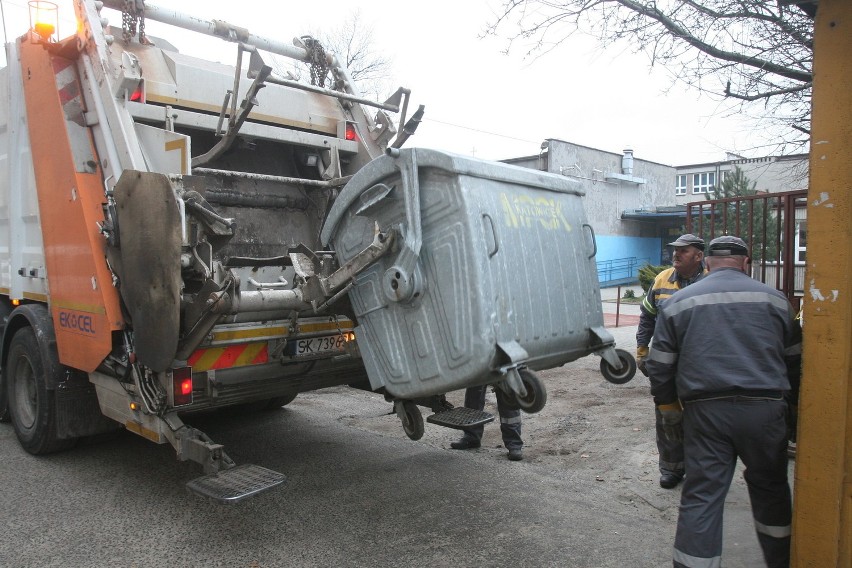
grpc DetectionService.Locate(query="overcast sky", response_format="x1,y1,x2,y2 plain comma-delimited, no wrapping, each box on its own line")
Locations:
3,0,772,165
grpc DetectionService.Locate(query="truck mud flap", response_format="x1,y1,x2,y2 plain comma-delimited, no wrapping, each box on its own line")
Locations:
55,380,120,438
186,464,286,504
112,171,182,371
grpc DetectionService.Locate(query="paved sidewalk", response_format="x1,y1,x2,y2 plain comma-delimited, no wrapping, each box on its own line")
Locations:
601,284,643,328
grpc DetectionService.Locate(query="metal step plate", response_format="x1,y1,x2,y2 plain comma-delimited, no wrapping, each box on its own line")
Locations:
426,407,494,430
186,464,286,504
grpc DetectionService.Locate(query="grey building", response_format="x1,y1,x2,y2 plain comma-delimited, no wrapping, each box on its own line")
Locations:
674,153,808,205
505,139,809,286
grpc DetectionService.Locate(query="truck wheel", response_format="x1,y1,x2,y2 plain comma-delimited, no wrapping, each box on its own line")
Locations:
6,327,75,454
600,349,637,385
516,369,547,414
398,400,424,441
0,302,11,422
0,371,9,423
265,392,298,409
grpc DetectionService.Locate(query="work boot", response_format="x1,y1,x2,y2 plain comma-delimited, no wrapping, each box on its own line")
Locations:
659,472,684,489
507,448,523,461
450,438,481,450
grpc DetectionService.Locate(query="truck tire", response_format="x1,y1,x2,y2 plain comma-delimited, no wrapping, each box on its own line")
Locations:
0,302,11,422
0,372,8,423
6,327,76,454
265,392,298,409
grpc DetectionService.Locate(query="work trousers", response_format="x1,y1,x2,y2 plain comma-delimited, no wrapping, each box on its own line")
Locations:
460,384,522,450
655,405,685,475
673,397,791,568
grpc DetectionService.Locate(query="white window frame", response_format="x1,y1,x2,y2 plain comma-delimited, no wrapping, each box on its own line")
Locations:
692,171,716,194
795,222,807,263
675,174,687,196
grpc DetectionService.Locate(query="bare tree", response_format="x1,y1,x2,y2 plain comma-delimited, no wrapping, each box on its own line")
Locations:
272,11,394,101
487,1,814,153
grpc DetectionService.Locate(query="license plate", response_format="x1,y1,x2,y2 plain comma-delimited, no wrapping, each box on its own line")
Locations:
285,334,349,357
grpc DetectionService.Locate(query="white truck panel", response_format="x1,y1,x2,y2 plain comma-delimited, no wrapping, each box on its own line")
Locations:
0,43,47,301
134,123,191,175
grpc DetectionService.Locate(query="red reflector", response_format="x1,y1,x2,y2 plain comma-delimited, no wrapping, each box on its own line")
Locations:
172,367,193,406
130,85,143,102
345,123,357,141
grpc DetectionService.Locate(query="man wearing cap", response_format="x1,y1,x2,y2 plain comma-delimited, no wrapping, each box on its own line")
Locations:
636,233,706,489
646,236,801,568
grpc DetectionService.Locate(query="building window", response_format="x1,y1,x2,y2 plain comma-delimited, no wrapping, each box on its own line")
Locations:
675,175,687,196
692,171,716,194
796,222,807,263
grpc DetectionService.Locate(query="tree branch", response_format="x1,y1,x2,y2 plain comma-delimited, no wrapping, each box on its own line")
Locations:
724,81,810,101
616,0,812,83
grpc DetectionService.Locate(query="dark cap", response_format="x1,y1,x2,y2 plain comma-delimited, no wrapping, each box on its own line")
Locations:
707,236,749,257
667,233,705,250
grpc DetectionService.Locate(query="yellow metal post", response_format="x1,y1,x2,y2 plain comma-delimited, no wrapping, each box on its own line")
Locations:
792,1,852,565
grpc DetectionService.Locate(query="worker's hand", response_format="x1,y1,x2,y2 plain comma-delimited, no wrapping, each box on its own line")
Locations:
658,402,683,442
636,346,649,377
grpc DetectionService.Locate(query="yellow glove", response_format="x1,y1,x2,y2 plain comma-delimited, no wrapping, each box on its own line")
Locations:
658,401,683,442
636,346,649,377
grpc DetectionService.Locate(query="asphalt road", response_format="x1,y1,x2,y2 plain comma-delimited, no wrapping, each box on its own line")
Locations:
0,389,683,568
0,305,773,568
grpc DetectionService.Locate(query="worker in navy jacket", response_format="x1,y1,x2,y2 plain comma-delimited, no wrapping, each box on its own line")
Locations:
646,235,801,568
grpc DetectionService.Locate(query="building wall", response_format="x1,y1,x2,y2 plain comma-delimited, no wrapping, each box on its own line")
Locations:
505,139,678,285
505,140,809,287
544,139,677,237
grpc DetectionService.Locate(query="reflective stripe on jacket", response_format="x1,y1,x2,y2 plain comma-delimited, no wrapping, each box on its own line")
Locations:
636,265,705,348
646,267,802,405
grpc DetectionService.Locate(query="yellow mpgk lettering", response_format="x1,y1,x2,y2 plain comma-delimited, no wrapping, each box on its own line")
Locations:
499,193,572,232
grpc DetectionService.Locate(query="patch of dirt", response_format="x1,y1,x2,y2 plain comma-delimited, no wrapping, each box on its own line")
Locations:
330,327,676,514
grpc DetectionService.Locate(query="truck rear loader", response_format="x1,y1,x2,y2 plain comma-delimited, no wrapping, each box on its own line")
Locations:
0,0,633,502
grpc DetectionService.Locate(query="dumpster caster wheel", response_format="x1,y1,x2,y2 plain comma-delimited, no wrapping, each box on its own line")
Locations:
397,401,424,441
600,349,637,384
516,369,547,414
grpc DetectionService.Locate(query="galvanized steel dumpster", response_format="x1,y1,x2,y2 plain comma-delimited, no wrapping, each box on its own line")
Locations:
321,148,623,400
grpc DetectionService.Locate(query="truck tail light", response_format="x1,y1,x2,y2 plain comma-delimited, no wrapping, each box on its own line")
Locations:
129,83,144,102
344,122,357,141
173,367,193,406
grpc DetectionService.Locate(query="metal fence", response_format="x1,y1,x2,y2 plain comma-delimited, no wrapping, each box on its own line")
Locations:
597,256,648,286
686,189,808,310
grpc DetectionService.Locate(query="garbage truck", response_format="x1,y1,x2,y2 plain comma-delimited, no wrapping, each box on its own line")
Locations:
0,0,634,502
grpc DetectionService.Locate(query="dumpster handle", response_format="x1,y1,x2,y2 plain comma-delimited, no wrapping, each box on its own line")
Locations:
382,148,424,303
583,223,597,259
482,213,499,258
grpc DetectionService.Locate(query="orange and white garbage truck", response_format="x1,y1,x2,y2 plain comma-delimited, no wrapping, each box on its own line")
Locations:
0,0,633,501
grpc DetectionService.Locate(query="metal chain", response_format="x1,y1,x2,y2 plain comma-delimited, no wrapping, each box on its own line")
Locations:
138,4,147,45
301,36,329,88
121,0,147,44
121,0,135,43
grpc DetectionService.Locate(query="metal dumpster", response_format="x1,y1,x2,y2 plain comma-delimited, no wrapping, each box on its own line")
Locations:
321,148,629,401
